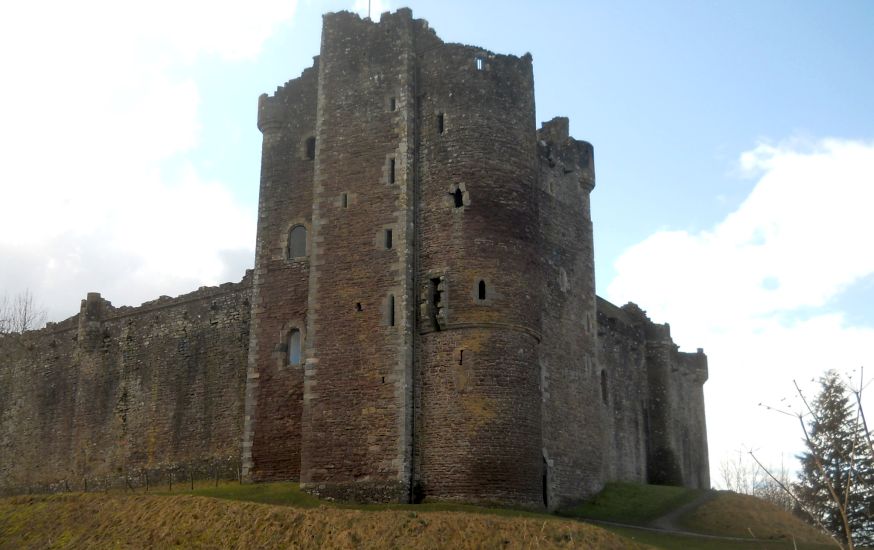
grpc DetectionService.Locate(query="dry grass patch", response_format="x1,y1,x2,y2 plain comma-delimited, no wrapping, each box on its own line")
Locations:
679,491,833,545
0,492,647,549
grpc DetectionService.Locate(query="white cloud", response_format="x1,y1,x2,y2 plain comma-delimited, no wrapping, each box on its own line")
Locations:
606,138,874,482
0,1,296,321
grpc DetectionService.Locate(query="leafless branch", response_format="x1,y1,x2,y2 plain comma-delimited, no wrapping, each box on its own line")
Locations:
749,450,843,550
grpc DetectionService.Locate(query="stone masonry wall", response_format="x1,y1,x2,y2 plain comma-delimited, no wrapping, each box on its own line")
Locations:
241,57,318,482
0,274,252,495
596,298,649,484
537,118,603,509
413,24,544,507
298,10,417,501
596,297,710,489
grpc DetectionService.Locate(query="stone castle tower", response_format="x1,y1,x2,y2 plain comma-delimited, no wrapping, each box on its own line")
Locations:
240,8,709,509
0,7,708,508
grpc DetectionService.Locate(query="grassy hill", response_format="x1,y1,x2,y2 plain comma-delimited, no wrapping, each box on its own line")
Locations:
0,482,838,549
0,490,638,550
564,482,835,549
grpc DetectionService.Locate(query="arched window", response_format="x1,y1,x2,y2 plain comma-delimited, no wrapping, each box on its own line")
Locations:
478,280,487,300
288,329,302,366
452,187,464,208
288,226,307,259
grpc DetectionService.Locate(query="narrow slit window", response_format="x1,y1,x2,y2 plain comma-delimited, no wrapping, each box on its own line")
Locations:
389,158,396,184
477,280,486,300
384,229,393,249
288,226,307,259
389,97,397,111
341,193,348,208
305,137,316,160
288,329,302,366
459,350,464,365
600,370,608,405
388,294,395,327
437,113,444,134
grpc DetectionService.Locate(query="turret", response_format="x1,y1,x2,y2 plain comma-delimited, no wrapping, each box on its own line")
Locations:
536,117,601,506
241,56,319,482
413,35,544,506
77,292,104,352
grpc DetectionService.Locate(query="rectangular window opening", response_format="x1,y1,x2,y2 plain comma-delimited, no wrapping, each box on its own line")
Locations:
341,193,348,208
437,113,444,134
305,136,316,160
389,97,397,111
389,158,396,184
475,57,484,70
385,229,393,249
288,329,302,366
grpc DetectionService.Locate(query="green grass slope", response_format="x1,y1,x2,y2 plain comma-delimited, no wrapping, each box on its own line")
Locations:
561,482,705,524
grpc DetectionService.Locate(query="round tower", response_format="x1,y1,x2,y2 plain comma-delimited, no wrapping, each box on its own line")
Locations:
413,43,544,506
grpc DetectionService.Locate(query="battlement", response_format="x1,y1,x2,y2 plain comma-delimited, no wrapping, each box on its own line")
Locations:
538,117,595,194
679,348,709,383
258,60,319,133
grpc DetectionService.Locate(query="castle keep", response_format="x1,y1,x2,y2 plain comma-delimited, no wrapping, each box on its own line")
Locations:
0,9,708,509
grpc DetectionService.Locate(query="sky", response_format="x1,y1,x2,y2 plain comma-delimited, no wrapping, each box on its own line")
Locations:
1,0,873,486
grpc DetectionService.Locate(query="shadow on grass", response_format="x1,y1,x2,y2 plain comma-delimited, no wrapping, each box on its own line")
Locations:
558,482,705,525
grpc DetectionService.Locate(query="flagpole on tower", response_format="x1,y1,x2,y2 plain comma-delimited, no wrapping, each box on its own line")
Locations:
368,0,371,19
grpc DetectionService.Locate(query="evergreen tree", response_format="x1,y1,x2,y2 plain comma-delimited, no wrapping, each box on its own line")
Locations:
795,370,874,546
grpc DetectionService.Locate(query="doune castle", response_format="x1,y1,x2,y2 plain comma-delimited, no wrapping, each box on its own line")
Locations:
0,8,709,509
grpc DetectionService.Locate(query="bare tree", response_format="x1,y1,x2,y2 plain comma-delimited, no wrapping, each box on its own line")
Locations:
720,450,793,511
0,289,47,334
